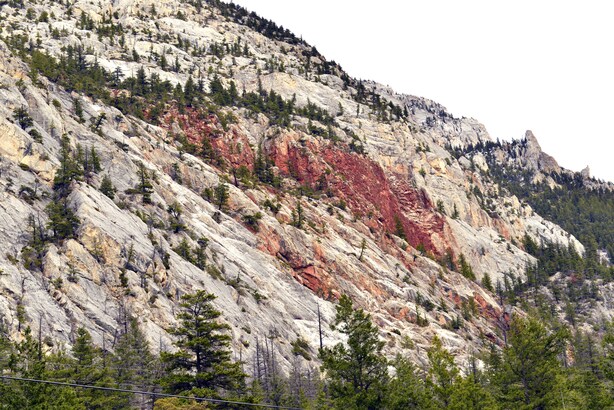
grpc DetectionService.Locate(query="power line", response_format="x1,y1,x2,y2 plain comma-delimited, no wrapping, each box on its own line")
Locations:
0,375,302,410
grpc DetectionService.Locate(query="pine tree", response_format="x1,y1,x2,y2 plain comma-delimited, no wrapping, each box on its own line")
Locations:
386,356,433,409
71,328,130,408
0,329,22,407
184,76,196,106
488,315,569,409
161,291,246,400
482,272,493,291
173,238,193,263
253,148,278,186
73,98,84,123
449,374,499,410
90,113,106,133
46,199,80,241
452,203,460,219
136,162,154,203
7,327,46,406
194,237,209,270
319,295,388,409
458,253,476,280
99,174,116,199
200,135,215,162
214,183,229,211
113,318,160,409
13,106,33,130
53,136,83,198
228,80,238,104
21,215,47,271
394,215,406,240
291,200,304,229
46,137,81,238
90,147,102,174
426,336,459,408
603,320,614,370
4,327,80,408
135,66,148,96
167,201,185,233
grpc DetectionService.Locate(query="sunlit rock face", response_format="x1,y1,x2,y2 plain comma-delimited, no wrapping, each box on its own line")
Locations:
0,0,604,373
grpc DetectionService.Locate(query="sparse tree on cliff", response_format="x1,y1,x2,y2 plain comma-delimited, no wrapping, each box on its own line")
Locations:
458,253,476,280
136,162,154,204
13,106,33,130
46,199,79,241
99,174,116,199
214,183,229,211
292,200,304,229
482,272,494,291
452,203,460,219
53,136,83,198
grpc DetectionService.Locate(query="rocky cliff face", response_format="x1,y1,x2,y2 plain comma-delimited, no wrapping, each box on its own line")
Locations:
0,0,600,372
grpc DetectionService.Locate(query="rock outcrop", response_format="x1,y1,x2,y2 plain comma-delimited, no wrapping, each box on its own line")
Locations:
0,0,605,374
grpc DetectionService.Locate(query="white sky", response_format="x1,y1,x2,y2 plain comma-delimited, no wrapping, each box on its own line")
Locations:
227,0,614,182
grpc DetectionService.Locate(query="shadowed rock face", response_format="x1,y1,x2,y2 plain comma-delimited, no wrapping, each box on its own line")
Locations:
0,0,603,373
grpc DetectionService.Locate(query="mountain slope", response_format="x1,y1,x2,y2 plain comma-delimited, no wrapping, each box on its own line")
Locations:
0,0,610,377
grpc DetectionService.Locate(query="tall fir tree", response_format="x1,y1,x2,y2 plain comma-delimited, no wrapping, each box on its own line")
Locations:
488,315,569,409
386,356,433,409
160,291,246,401
113,318,160,409
426,336,459,408
70,328,130,409
319,294,388,410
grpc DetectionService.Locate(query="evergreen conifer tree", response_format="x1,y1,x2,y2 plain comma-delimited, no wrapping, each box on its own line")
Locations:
99,174,116,199
113,318,160,408
214,183,229,211
426,336,459,408
488,316,569,409
386,356,433,409
319,295,388,409
136,162,154,204
161,291,246,400
70,328,130,408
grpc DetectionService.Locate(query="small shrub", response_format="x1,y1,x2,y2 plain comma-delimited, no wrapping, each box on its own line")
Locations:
206,264,223,280
28,129,42,143
242,212,262,232
291,338,311,360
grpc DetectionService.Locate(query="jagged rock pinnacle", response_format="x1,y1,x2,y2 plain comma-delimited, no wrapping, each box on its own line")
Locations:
523,130,560,174
525,130,541,150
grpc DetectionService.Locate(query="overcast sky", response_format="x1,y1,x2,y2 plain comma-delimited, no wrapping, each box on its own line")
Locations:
227,0,614,182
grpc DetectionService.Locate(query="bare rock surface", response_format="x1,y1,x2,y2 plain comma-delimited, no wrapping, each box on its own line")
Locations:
0,0,608,373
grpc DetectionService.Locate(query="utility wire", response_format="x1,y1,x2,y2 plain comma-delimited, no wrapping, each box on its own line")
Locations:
0,375,302,410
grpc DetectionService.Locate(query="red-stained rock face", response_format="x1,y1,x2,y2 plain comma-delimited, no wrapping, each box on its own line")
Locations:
292,265,340,301
268,132,446,255
157,116,452,302
388,306,414,323
473,292,502,321
213,126,256,170
161,107,255,169
159,111,446,256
